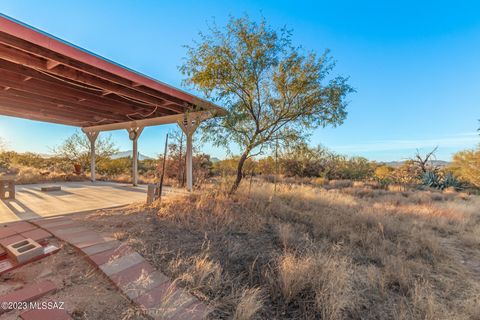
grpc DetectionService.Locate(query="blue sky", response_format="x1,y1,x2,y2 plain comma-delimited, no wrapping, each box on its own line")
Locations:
0,0,478,161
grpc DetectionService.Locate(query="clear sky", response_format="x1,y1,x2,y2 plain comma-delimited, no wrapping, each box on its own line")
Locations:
0,0,478,161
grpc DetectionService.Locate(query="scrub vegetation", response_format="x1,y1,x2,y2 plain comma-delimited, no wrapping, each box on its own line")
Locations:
78,180,480,319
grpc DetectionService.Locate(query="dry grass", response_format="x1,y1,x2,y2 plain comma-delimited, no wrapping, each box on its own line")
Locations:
77,181,480,319
234,287,265,320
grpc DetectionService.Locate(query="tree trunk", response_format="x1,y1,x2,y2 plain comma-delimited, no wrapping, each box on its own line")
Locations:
230,152,248,194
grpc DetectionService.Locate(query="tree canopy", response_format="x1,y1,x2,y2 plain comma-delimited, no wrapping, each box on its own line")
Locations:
53,131,118,169
450,146,480,188
181,15,353,192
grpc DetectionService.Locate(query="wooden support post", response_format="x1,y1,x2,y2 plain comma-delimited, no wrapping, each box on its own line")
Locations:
185,132,193,191
146,184,157,205
82,130,99,182
127,127,144,186
178,113,204,192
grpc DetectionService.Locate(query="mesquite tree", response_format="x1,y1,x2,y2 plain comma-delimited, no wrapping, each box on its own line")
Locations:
181,16,353,193
53,131,118,169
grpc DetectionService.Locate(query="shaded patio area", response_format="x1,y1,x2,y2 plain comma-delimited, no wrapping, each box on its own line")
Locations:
0,181,165,223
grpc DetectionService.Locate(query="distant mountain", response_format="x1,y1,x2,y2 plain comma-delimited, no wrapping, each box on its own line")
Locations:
111,150,154,160
38,153,55,158
211,157,221,163
384,160,450,168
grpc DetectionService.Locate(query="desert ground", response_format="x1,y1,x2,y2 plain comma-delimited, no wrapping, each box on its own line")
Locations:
69,181,480,320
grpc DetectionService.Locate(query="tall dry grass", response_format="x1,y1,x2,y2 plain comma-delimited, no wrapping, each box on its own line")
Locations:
80,181,480,319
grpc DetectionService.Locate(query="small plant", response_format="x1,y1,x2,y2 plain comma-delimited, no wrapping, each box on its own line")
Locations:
442,172,462,190
422,171,462,190
422,171,442,189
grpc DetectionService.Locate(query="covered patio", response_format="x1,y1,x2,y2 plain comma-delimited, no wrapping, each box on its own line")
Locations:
0,181,163,223
0,13,225,191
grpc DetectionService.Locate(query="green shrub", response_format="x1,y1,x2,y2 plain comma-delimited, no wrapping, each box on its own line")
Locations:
97,157,130,176
450,147,480,188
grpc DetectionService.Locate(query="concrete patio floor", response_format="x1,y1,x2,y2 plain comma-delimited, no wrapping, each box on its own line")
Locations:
0,181,157,223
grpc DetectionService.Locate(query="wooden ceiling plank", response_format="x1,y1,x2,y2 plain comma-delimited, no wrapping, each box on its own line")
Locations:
0,107,81,126
0,62,173,117
0,42,186,113
0,32,194,109
0,70,138,116
0,101,103,125
0,88,129,121
0,94,119,122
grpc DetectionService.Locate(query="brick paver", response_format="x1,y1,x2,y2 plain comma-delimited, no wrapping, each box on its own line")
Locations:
75,239,110,250
100,252,145,276
65,233,102,244
88,244,133,266
43,222,81,231
51,227,89,236
0,280,57,313
0,226,17,239
122,270,170,300
0,234,25,247
8,221,37,233
109,261,155,288
20,229,52,244
33,218,209,319
81,240,120,256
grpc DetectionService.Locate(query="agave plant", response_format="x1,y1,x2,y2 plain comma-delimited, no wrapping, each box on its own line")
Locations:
442,172,463,190
422,171,463,190
422,170,442,188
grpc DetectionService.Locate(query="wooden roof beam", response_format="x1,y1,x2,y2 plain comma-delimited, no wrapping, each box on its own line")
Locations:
0,107,81,126
0,100,106,125
0,88,129,121
0,31,200,108
46,59,61,70
0,40,188,113
83,111,213,133
0,94,124,122
0,62,174,116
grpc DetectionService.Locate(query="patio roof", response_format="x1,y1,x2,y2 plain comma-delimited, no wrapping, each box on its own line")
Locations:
0,13,225,129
